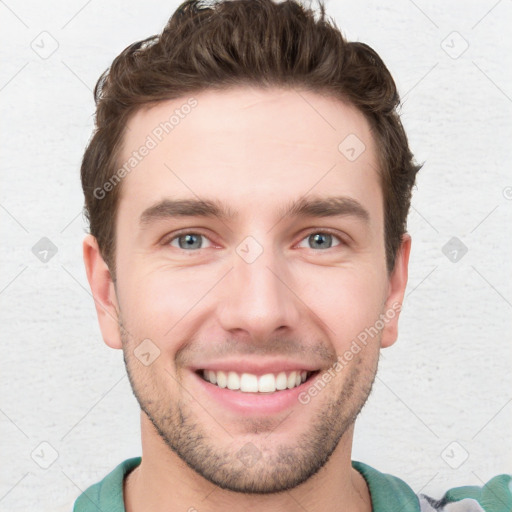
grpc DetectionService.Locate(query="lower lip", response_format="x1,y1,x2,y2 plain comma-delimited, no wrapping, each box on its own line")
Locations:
192,370,320,416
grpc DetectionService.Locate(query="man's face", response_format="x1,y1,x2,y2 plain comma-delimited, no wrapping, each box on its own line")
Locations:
86,86,409,493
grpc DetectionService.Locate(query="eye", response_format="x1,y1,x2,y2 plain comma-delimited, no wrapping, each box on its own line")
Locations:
167,232,213,251
163,229,346,252
296,230,344,251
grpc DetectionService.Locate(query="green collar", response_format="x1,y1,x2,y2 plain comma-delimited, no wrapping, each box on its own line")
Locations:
352,460,420,511
74,456,420,512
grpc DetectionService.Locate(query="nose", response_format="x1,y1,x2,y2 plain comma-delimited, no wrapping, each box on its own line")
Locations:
216,239,302,342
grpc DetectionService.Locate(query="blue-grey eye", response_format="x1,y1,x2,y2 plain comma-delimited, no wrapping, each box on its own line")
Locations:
297,232,342,250
169,233,212,250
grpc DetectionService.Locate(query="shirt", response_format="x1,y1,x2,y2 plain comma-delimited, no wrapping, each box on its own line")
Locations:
72,456,512,512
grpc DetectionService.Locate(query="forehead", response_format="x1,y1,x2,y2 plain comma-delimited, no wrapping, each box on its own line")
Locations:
117,86,381,229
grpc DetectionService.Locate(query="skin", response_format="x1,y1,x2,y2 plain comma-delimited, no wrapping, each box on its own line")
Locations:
83,86,411,512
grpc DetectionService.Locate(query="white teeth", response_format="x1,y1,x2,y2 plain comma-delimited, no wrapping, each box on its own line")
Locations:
257,373,275,392
241,373,259,392
201,369,312,393
275,372,288,390
286,371,296,389
216,370,227,388
227,371,240,390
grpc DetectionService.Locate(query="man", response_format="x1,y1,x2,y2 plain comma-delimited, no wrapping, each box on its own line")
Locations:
74,0,511,510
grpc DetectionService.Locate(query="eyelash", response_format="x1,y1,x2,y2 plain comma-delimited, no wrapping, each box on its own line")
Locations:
162,228,347,252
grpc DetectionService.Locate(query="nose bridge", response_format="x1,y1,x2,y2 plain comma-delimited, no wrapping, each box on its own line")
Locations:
217,233,300,338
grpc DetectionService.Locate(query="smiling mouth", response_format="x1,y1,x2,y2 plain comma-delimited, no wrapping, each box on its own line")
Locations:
195,369,321,394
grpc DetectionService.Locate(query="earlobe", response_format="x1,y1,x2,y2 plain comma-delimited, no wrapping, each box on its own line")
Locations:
82,234,122,350
380,233,411,349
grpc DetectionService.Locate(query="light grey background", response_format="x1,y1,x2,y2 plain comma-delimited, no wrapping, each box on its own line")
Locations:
1,0,511,510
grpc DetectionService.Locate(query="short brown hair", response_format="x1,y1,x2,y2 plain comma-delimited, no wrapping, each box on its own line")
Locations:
81,0,421,281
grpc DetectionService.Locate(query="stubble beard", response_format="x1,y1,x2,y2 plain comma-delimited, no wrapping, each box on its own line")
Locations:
120,321,380,494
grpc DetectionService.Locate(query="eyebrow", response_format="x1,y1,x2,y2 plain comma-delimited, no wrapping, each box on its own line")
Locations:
139,195,370,227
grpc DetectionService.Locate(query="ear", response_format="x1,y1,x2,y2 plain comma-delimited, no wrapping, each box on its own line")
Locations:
380,233,411,348
82,234,122,349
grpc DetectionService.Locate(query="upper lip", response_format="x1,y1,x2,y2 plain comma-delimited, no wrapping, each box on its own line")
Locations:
190,358,322,376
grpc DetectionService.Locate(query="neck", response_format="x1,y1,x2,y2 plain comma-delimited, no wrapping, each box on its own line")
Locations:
124,414,372,512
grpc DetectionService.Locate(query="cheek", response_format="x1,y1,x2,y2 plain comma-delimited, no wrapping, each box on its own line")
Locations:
117,248,388,347
118,265,214,340
309,266,387,345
